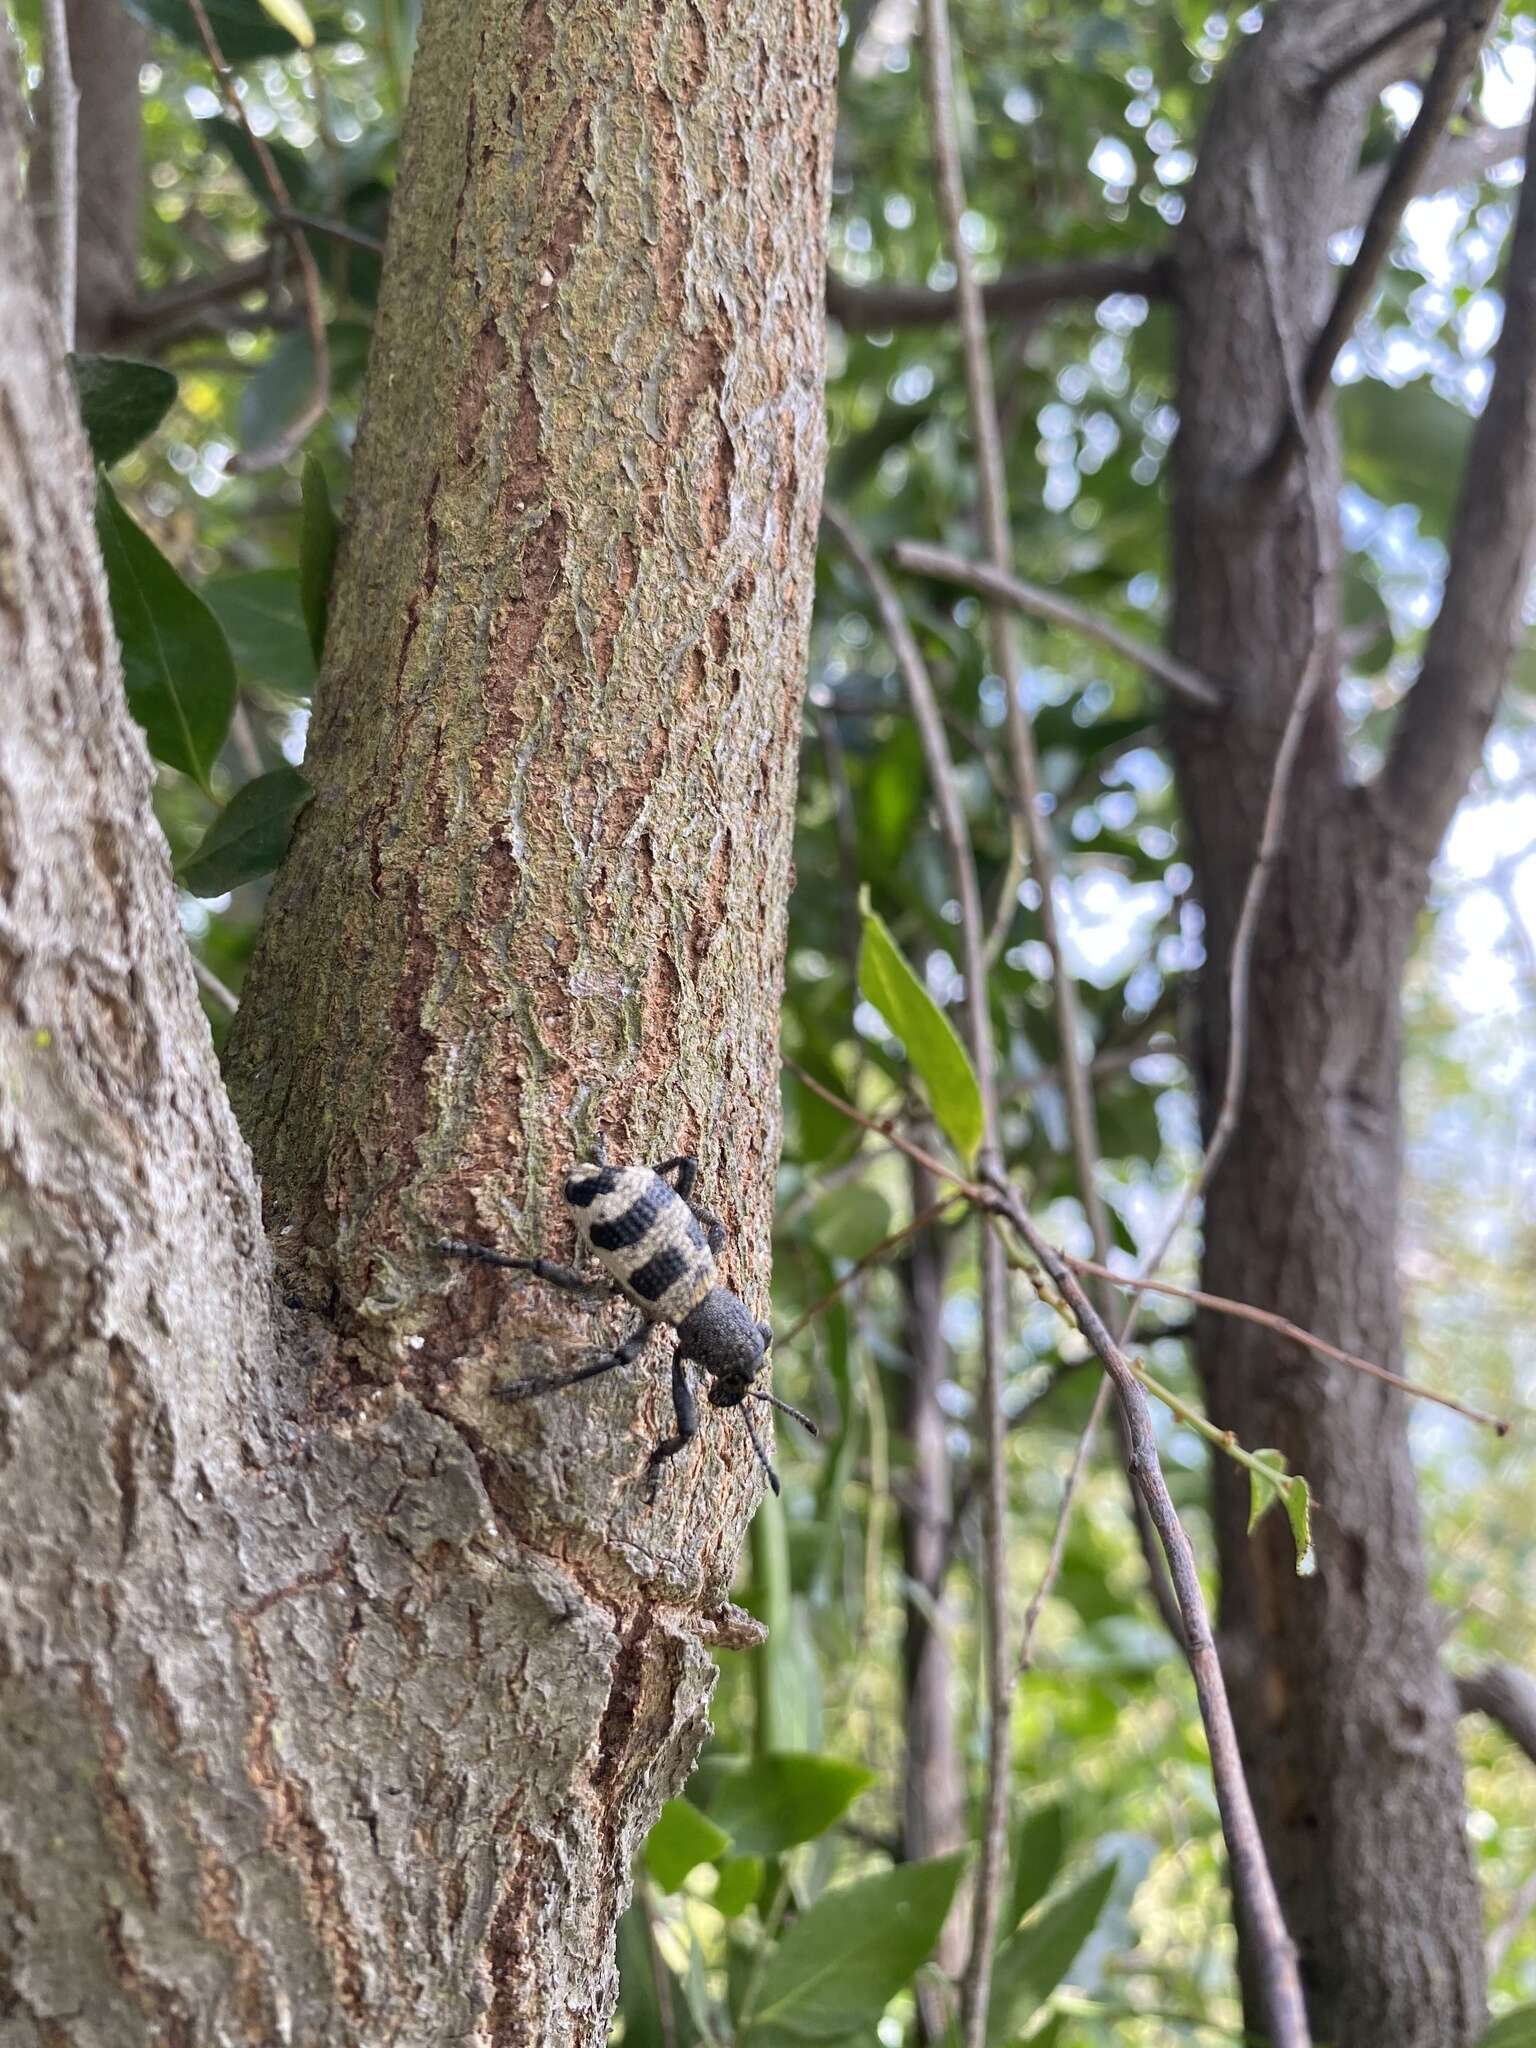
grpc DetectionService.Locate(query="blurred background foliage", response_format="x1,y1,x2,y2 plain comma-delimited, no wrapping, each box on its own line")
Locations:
10,0,1536,2036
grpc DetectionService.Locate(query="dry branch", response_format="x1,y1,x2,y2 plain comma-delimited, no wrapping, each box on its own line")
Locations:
892,540,1224,710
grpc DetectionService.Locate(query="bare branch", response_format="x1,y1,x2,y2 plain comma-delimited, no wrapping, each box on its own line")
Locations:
892,540,1225,710
185,0,330,471
1382,100,1536,864
192,957,241,1017
1067,1255,1510,1432
821,490,1013,2048
1457,1661,1536,1768
273,208,386,256
1336,115,1527,232
39,0,79,351
825,253,1171,330
983,1180,1311,2048
1308,0,1449,98
1302,0,1499,421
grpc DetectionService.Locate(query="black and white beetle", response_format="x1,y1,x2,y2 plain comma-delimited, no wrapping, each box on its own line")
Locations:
439,1154,816,1494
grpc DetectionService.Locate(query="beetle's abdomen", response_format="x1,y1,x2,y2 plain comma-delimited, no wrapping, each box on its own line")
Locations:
563,1164,715,1324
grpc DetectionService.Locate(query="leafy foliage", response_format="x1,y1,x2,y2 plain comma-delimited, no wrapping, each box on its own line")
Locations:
70,0,1536,2034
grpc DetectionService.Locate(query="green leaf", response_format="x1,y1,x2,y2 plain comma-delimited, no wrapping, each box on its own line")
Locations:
179,766,312,896
712,1855,764,1917
238,321,368,458
987,1859,1119,2045
616,1900,701,2048
740,1852,966,2041
706,1753,875,1860
256,0,314,45
1007,1803,1068,1934
1246,1448,1288,1536
1246,1449,1316,1578
122,0,325,59
1339,377,1472,540
807,1183,893,1262
1476,2010,1536,2048
858,893,984,1166
300,452,341,662
644,1800,732,1894
95,477,236,793
200,116,316,211
70,356,177,468
203,570,317,696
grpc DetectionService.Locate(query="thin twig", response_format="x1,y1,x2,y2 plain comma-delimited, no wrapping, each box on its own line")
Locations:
1015,1376,1112,1679
186,0,330,471
892,541,1225,712
825,253,1172,330
273,208,386,256
1304,0,1497,420
1488,1860,1536,1976
916,0,1136,2024
1069,1255,1510,1433
777,1193,966,1347
984,1180,1310,2048
39,0,78,351
821,488,1011,2048
192,958,241,1016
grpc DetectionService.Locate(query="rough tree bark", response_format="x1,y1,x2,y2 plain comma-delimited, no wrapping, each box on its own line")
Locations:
1169,5,1533,2041
0,0,837,2036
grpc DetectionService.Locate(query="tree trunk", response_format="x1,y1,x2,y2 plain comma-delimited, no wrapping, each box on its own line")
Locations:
1168,7,1532,2039
0,0,838,2033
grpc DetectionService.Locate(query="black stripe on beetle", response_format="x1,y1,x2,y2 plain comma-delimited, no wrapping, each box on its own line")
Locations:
437,1151,816,1495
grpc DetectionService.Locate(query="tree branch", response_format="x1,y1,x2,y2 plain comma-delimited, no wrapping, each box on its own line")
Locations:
825,252,1172,330
892,540,1225,710
1381,99,1536,864
1302,0,1498,419
982,1181,1311,2048
821,493,1015,2048
39,0,78,350
1457,1661,1536,1769
186,0,329,471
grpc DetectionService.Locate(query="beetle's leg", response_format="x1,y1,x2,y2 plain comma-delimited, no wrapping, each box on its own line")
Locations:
646,1354,700,1498
497,1318,652,1402
438,1240,613,1299
650,1155,726,1255
651,1154,699,1202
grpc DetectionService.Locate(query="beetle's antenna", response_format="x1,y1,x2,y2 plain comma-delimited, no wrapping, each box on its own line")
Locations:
741,1406,782,1495
753,1391,819,1437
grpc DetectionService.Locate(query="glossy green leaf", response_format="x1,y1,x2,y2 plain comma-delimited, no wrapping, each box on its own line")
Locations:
179,766,312,896
203,571,317,696
987,1858,1119,2045
1007,1803,1068,1934
300,452,341,661
739,1852,966,2041
1476,2010,1536,2048
95,478,236,793
859,893,984,1166
643,1799,731,1894
70,356,177,468
706,1753,874,1859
